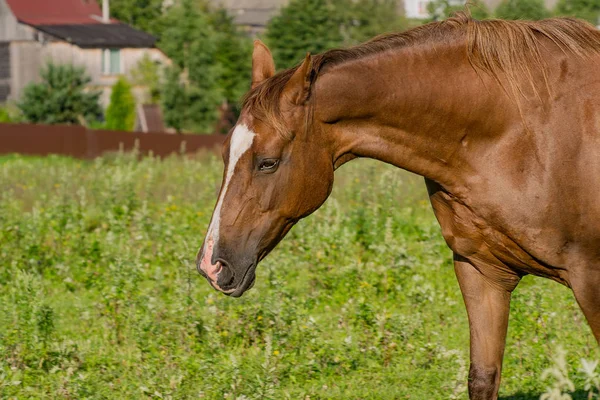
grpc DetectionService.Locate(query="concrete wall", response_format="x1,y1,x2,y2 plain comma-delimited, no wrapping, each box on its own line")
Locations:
9,39,169,107
0,0,34,42
9,41,43,101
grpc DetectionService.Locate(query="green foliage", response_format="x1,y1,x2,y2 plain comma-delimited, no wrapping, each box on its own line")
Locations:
266,0,348,69
0,103,20,123
0,107,10,123
157,0,223,133
161,67,188,133
266,0,409,69
427,0,490,21
555,0,600,25
345,0,411,44
105,77,136,131
0,154,598,398
210,8,253,109
495,0,549,20
130,54,162,104
18,63,101,126
102,0,164,34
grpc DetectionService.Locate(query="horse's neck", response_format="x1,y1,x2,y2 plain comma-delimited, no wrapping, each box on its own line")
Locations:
315,41,515,192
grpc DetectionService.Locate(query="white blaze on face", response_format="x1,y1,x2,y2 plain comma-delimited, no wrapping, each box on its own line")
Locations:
199,124,256,282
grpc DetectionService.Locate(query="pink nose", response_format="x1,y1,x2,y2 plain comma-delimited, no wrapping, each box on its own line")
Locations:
199,237,222,282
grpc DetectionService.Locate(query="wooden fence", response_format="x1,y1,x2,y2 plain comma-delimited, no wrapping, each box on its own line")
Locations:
0,123,225,159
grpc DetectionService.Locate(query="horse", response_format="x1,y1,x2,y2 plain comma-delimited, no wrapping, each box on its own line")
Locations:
196,12,600,399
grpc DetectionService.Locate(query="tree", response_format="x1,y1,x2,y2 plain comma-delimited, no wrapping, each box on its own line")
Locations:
346,0,410,44
161,66,188,133
555,0,600,24
210,9,252,111
495,0,549,20
427,0,490,21
105,77,136,131
266,0,410,69
265,0,347,69
18,63,101,126
102,0,164,34
158,0,223,133
130,54,162,104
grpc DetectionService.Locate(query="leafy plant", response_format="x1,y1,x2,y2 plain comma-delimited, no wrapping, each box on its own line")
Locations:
130,54,163,105
157,0,223,133
540,347,575,400
105,77,137,131
0,154,598,398
18,63,101,126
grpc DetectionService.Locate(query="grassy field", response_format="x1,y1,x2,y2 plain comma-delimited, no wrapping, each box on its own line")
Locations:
0,152,598,399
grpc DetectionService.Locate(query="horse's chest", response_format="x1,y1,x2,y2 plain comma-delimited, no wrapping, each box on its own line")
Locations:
425,180,570,287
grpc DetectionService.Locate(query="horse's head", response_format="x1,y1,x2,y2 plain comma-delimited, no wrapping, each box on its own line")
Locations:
196,41,334,297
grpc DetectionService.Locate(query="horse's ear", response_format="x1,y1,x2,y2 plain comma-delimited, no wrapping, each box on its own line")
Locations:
252,40,275,89
283,53,313,106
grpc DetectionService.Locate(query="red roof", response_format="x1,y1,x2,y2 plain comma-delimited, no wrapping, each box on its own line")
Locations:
5,0,110,26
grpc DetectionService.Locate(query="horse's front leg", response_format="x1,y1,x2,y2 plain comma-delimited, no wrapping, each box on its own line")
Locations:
454,254,520,400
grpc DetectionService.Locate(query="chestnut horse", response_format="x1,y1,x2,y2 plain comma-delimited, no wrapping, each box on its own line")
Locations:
197,13,600,399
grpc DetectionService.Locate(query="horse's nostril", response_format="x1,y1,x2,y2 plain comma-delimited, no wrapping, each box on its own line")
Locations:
216,261,235,288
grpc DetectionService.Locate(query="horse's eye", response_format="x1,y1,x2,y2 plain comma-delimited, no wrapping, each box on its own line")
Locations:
258,159,279,173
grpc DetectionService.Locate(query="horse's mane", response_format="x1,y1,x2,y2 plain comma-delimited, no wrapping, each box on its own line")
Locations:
244,12,600,137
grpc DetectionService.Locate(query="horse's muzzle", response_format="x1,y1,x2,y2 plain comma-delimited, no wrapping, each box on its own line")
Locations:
196,247,257,297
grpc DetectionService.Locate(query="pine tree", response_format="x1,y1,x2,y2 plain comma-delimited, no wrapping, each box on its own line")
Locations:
105,77,136,131
495,0,549,20
18,63,101,126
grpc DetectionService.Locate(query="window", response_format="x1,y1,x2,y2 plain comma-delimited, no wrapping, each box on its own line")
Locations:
101,49,121,75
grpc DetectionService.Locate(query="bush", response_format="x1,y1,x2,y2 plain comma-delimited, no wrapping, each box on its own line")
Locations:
105,77,137,131
0,103,21,123
18,63,101,126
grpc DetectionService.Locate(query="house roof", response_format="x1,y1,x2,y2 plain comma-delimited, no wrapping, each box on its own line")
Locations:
4,0,157,48
36,24,157,48
5,0,106,25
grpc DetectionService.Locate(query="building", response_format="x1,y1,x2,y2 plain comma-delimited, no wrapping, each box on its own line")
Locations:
0,0,170,106
209,0,289,35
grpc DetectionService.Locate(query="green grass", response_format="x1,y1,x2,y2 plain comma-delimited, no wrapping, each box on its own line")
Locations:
0,152,597,399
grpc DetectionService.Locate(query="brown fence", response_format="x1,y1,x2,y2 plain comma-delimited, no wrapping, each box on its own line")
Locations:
0,123,225,159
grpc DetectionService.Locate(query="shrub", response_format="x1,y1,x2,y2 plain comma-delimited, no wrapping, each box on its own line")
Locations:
105,77,137,131
18,63,101,126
